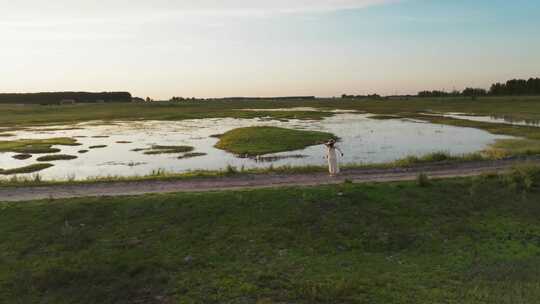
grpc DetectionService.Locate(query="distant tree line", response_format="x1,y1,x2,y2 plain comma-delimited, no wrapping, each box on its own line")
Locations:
169,96,199,102
0,92,132,104
417,90,462,98
342,94,382,100
489,78,540,96
417,78,540,98
168,96,317,102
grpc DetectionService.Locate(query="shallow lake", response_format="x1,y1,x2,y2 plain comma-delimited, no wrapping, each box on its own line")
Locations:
0,113,512,180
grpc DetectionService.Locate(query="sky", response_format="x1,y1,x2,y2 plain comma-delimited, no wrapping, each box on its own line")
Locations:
1,0,539,99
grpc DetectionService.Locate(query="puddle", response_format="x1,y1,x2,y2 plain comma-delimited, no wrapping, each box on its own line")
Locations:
0,113,513,180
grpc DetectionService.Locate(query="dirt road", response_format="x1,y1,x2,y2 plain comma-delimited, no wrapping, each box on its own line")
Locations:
1,159,539,202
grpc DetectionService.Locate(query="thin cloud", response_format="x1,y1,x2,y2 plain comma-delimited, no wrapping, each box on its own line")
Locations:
1,0,399,19
167,0,399,13
0,1,399,42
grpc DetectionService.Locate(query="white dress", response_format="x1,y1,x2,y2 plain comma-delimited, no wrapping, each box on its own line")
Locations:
327,146,340,175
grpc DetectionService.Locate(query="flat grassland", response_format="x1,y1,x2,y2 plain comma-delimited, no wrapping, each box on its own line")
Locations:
2,98,540,303
1,169,540,303
2,96,540,127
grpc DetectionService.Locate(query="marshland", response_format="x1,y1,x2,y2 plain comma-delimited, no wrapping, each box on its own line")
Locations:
3,0,540,302
3,96,540,183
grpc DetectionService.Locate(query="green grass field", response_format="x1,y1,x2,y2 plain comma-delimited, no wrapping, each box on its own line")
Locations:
0,102,333,128
215,126,336,156
1,169,540,303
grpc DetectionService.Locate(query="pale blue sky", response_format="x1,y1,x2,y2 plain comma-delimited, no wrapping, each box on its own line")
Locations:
1,0,539,98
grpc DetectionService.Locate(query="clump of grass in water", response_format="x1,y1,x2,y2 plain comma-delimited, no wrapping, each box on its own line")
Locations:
89,145,107,149
0,163,54,175
215,126,337,156
78,150,89,154
36,154,78,162
254,154,307,162
13,146,61,154
178,152,207,159
143,145,194,155
12,154,32,160
0,137,79,154
368,115,401,120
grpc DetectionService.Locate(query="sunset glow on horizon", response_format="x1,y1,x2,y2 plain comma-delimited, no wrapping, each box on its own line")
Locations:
1,0,539,99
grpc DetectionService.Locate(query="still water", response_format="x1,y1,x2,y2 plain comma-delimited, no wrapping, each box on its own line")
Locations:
0,113,512,180
425,112,540,127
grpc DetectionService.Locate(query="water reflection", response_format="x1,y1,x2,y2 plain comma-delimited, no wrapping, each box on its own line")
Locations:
425,112,540,127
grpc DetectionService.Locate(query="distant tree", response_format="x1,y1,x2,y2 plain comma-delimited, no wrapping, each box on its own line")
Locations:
489,78,540,95
0,92,132,105
418,90,451,98
527,78,540,94
489,83,505,95
462,88,487,97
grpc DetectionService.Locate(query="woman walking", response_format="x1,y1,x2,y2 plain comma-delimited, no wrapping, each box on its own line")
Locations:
324,139,343,176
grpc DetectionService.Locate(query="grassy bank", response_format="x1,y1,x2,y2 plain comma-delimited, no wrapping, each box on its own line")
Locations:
0,102,334,128
2,96,540,128
0,151,529,188
1,169,540,303
215,126,335,156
